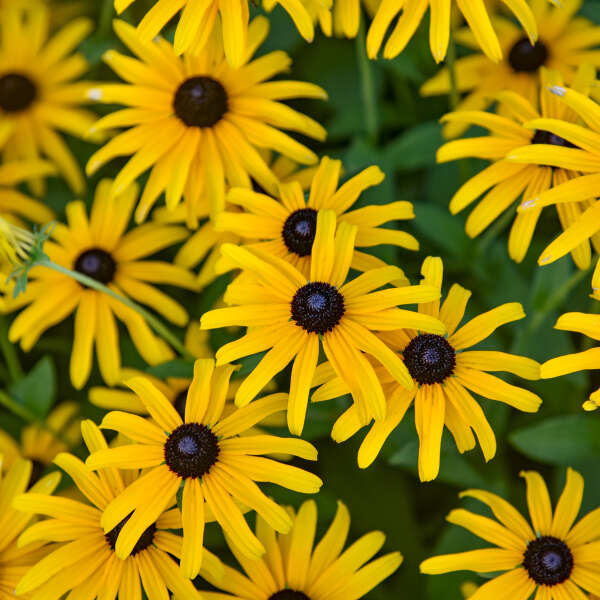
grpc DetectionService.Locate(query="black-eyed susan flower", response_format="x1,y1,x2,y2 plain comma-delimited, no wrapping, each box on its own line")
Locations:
3,179,196,389
421,0,600,138
0,402,80,483
85,359,322,579
0,5,101,195
439,66,597,265
366,0,536,63
0,216,37,272
86,17,327,222
215,156,417,279
314,257,541,480
541,310,600,411
14,420,215,599
201,210,445,434
198,498,403,599
513,85,600,294
0,457,61,599
421,468,600,600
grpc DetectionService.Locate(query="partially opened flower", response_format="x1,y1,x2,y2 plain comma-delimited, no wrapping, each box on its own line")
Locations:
0,6,101,195
439,66,598,265
366,0,537,63
86,17,326,222
215,156,417,279
0,216,37,272
421,0,600,138
14,421,213,599
198,499,403,600
3,180,195,389
86,359,322,579
541,309,600,411
421,468,600,600
201,210,445,435
313,257,541,480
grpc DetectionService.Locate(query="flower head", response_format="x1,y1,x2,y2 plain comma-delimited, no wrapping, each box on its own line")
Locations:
421,468,600,600
0,216,35,271
201,210,445,435
199,499,403,600
85,359,322,579
86,18,327,222
314,257,541,480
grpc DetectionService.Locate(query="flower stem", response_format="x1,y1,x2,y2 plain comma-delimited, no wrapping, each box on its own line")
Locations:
0,314,23,382
98,0,113,39
356,16,379,143
40,260,195,362
446,34,460,111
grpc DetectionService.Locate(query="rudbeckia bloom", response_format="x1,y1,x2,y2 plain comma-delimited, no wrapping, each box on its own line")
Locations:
439,66,597,265
14,421,215,599
86,360,322,579
0,457,60,599
0,6,100,195
421,468,600,600
512,86,600,295
199,498,403,600
86,17,327,222
366,0,536,63
0,402,81,483
0,216,36,271
215,156,418,279
421,0,600,138
541,310,600,411
3,179,196,389
314,257,541,480
201,210,445,434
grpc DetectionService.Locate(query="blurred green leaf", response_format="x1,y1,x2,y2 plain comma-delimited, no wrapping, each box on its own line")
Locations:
10,356,56,420
145,360,194,379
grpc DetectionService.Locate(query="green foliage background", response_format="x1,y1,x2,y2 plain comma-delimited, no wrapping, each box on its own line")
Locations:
3,1,600,597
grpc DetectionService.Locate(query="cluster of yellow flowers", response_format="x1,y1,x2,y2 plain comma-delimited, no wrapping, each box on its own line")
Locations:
0,0,600,598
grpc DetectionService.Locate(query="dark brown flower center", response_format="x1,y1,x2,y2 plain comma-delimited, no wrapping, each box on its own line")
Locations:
106,513,156,555
0,73,37,113
291,282,345,334
74,248,117,284
403,334,456,385
523,536,573,586
269,592,310,600
531,129,578,149
173,76,228,127
508,38,548,72
282,208,317,257
164,423,220,479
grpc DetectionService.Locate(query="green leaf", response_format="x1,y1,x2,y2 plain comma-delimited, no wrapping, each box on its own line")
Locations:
145,360,194,379
382,121,442,171
509,415,600,465
9,356,56,420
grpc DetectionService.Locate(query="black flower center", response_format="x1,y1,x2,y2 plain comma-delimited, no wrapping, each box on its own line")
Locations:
106,513,156,556
164,423,220,479
523,536,573,586
403,334,456,385
0,73,37,113
74,248,117,284
269,592,310,600
282,209,318,257
291,282,345,334
174,389,188,420
173,76,228,128
531,129,578,149
508,38,548,72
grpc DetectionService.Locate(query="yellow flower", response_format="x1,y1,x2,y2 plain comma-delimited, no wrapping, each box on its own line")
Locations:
421,468,600,600
513,85,600,297
313,257,541,481
422,0,600,138
438,66,597,265
366,0,537,63
541,309,600,411
85,360,322,579
201,210,445,435
0,6,101,195
3,180,196,389
14,421,214,599
86,17,327,222
215,156,417,279
0,457,61,600
199,499,403,599
0,216,35,271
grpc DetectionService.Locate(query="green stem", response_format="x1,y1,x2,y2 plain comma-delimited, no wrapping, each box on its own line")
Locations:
446,35,460,111
0,314,23,382
98,0,113,39
356,16,378,143
40,260,194,362
475,208,515,257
